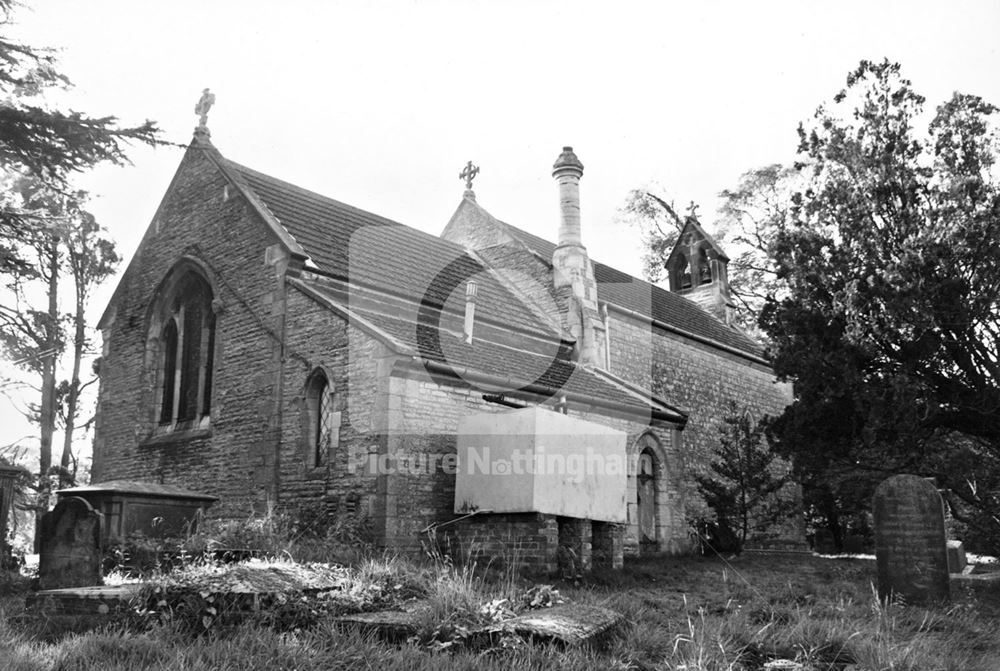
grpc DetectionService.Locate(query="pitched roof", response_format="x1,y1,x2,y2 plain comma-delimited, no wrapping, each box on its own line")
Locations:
294,279,686,424
228,161,557,340
220,156,683,424
482,215,765,359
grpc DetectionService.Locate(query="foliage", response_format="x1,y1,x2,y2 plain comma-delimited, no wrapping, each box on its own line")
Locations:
0,1,159,191
0,178,119,506
714,164,800,334
617,188,688,283
3,554,999,669
619,166,799,334
695,401,790,552
761,59,1000,552
0,1,159,535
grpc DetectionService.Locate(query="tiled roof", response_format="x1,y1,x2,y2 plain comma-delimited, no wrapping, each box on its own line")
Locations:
228,161,554,339
492,220,765,358
211,153,693,422
296,280,684,422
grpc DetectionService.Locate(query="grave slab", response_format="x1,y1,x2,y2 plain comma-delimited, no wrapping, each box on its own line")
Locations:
489,603,623,645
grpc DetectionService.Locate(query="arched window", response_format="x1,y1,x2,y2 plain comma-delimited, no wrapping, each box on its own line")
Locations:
697,247,712,284
637,448,657,547
677,254,692,290
154,269,216,431
306,370,335,468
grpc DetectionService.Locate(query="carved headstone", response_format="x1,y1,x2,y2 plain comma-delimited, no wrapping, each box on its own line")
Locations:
873,475,949,604
38,496,103,590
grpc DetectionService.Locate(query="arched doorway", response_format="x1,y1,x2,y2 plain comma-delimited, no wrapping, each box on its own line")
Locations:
637,448,657,551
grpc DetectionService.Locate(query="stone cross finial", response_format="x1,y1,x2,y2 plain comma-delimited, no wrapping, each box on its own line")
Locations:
686,200,699,218
459,161,480,191
194,88,216,128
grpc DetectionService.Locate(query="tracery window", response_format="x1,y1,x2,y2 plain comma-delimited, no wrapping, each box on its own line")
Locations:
155,270,216,430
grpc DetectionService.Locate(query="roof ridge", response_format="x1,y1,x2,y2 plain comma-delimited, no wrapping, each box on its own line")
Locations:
228,159,517,264
489,217,763,357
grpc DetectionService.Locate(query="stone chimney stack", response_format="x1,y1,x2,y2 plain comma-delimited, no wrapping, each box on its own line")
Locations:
553,147,584,247
551,147,606,368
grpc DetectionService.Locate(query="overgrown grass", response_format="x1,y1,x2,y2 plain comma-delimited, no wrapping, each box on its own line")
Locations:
2,553,998,669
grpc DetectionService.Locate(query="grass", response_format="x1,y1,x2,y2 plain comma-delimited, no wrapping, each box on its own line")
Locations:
1,553,998,670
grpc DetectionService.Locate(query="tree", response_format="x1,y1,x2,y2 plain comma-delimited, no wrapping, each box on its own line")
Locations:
0,1,158,538
761,60,1000,551
620,166,799,334
618,188,686,283
0,0,158,271
59,207,119,483
715,164,799,332
696,400,789,553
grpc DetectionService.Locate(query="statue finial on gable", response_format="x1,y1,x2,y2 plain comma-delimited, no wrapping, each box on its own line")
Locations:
194,88,215,139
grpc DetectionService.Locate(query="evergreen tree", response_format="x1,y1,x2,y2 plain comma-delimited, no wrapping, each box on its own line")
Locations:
762,60,1000,552
696,401,788,553
0,0,158,538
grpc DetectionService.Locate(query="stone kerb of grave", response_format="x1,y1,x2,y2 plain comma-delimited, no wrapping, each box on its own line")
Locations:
38,496,103,590
873,474,950,605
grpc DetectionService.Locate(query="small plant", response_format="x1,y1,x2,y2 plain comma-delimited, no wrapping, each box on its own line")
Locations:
696,400,792,554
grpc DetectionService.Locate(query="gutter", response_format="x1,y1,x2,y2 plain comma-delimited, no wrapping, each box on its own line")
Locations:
412,357,687,427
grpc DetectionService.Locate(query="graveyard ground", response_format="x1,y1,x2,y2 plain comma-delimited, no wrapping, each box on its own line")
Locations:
1,552,998,670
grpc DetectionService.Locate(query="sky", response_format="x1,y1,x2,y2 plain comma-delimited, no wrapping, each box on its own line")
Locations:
2,0,999,462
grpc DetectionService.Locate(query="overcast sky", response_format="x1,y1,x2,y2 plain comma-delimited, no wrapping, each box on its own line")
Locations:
3,0,999,456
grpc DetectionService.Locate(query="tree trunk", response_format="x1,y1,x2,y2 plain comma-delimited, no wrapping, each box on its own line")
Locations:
34,236,59,550
59,283,85,488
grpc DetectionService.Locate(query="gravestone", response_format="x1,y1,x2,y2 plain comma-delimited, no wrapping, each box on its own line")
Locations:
38,496,103,590
0,463,22,568
946,540,967,574
873,475,949,604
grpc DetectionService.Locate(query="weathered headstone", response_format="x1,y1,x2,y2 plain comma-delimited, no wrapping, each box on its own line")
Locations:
0,463,22,568
873,475,949,604
946,540,967,574
38,496,103,590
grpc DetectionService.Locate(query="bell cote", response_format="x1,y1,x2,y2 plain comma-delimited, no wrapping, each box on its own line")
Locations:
665,217,735,325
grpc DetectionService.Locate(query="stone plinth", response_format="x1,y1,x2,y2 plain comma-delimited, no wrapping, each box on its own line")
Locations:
946,540,967,574
449,512,559,575
557,517,592,577
592,522,624,570
873,475,949,604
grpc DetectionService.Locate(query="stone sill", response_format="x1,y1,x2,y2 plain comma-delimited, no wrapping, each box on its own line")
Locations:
303,466,327,480
140,427,212,447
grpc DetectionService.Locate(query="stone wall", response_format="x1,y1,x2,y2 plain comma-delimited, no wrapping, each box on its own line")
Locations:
275,285,389,533
93,145,288,516
607,310,801,542
378,367,684,557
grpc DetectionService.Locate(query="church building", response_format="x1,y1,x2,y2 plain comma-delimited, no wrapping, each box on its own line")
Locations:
91,118,794,570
